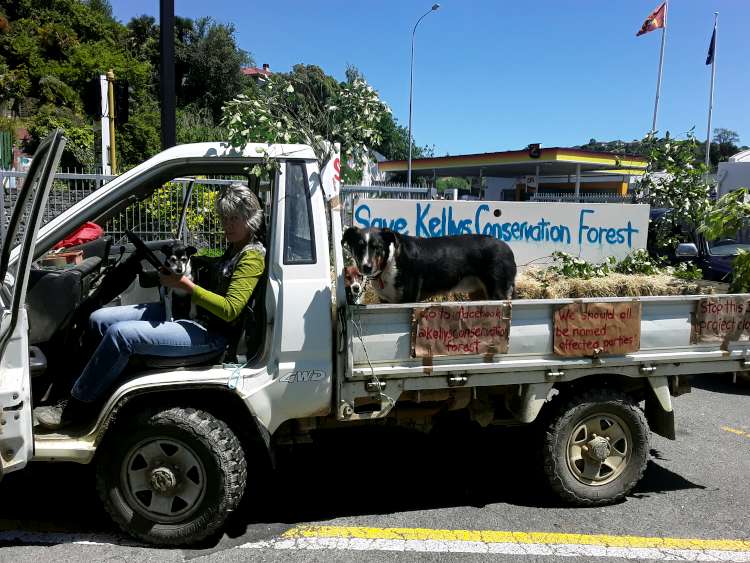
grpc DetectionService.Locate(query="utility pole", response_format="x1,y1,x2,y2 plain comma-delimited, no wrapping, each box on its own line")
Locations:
407,4,440,187
106,69,117,174
160,0,176,149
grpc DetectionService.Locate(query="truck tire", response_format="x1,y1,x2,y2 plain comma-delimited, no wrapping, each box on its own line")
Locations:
542,389,649,506
96,407,247,546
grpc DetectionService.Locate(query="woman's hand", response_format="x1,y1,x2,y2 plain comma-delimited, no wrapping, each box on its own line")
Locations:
159,272,196,294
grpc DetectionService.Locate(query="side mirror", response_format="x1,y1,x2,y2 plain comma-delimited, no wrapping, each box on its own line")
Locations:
675,242,699,258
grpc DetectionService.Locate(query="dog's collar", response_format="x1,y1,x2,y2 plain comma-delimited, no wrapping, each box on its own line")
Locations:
367,270,385,290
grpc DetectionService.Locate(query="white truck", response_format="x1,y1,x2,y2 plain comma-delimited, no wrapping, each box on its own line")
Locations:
1,130,748,546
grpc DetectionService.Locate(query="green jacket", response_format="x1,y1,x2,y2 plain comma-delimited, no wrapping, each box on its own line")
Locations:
191,249,265,325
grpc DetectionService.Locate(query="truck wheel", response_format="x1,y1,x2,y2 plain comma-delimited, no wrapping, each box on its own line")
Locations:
542,389,649,506
96,407,247,546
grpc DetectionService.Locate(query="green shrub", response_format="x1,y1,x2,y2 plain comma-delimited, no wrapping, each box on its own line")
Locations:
614,249,664,276
671,262,703,281
548,251,615,279
550,249,700,282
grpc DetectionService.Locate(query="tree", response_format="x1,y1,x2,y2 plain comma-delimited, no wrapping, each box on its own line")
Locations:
576,138,650,157
635,132,711,252
83,0,114,18
713,128,740,146
176,105,226,144
2,2,255,169
695,129,742,168
222,73,389,183
342,64,425,161
1,0,151,167
345,63,365,85
178,17,251,121
23,106,96,169
436,177,469,191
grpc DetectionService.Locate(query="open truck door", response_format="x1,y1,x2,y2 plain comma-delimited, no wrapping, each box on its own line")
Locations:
0,130,66,478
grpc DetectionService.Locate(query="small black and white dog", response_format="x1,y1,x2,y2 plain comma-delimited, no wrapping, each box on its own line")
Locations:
161,241,197,319
342,227,516,304
161,241,197,289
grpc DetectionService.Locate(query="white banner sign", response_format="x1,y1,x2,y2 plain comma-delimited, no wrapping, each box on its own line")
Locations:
351,199,650,267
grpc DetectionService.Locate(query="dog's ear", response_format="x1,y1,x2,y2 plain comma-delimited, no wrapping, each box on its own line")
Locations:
381,228,399,248
161,244,172,256
341,226,359,249
186,245,198,257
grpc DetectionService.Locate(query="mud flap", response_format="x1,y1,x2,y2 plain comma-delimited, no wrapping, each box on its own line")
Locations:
645,394,675,440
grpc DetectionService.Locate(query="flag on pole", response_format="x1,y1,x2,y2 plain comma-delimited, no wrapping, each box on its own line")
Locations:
636,2,667,36
706,26,716,65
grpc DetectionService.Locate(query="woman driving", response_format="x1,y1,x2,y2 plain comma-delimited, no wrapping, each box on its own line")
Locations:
34,182,265,430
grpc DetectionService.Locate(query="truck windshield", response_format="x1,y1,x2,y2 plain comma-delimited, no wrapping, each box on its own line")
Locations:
707,226,750,256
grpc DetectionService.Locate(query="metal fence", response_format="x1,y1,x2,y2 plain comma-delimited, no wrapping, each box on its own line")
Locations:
530,192,634,204
340,184,434,226
1,167,640,252
0,169,239,251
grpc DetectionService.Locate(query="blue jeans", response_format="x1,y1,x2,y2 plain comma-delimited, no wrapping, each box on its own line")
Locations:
71,303,227,403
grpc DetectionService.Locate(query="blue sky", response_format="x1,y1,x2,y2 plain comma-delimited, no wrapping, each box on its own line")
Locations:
112,1,749,156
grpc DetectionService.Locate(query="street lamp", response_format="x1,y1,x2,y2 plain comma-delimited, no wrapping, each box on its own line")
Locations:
407,3,440,187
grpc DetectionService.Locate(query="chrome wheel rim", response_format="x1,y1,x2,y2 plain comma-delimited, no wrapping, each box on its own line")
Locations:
121,437,207,523
566,412,632,486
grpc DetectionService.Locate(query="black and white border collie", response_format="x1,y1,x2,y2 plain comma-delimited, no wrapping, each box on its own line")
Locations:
342,227,516,304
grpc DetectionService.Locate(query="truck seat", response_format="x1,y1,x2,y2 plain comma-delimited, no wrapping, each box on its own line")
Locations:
128,349,225,370
26,257,103,344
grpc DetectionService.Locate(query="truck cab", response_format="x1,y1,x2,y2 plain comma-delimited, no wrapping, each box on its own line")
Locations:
0,131,342,545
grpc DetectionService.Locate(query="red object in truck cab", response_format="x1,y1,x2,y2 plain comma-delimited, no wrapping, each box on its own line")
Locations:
52,221,104,249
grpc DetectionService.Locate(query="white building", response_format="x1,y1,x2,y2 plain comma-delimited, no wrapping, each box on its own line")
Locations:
717,149,750,197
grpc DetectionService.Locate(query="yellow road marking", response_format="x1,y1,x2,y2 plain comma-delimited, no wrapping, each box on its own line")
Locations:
722,425,750,438
282,526,750,552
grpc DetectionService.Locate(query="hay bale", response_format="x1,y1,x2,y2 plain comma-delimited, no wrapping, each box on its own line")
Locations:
514,269,727,299
358,268,729,304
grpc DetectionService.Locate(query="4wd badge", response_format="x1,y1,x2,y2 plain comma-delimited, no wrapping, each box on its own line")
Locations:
280,370,326,383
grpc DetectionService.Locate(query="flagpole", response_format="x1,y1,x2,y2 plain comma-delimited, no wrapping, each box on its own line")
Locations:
705,12,718,170
651,0,668,134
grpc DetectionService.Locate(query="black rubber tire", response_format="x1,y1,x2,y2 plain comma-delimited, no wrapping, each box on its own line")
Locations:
96,407,247,546
542,389,649,506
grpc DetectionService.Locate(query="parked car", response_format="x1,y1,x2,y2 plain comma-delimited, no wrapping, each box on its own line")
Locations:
648,207,749,282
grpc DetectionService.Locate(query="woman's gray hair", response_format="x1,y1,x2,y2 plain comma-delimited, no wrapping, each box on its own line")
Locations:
216,182,264,238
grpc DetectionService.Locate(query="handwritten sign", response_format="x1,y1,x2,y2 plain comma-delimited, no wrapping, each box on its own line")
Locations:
690,297,750,346
554,301,641,357
413,304,511,357
352,200,650,267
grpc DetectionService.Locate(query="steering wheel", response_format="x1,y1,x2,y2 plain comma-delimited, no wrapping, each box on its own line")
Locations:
124,230,168,272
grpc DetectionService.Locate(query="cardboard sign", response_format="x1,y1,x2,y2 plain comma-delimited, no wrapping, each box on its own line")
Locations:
554,301,641,357
690,297,750,346
413,304,511,357
351,199,650,268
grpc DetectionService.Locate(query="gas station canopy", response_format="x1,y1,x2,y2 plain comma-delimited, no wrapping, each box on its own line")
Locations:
379,147,647,178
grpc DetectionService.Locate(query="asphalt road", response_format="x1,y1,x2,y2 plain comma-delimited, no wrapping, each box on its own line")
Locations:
0,373,748,562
